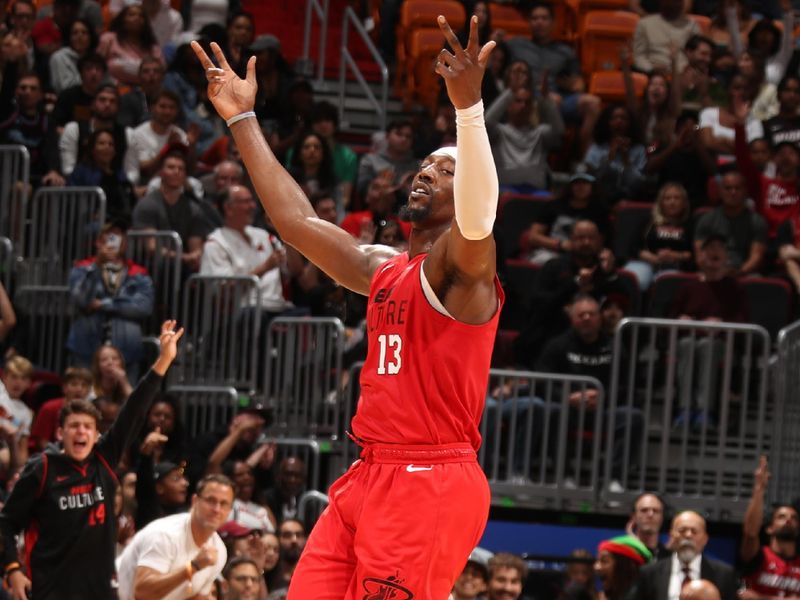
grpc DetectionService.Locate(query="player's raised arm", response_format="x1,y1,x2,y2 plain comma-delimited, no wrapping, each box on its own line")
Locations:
429,16,499,284
190,42,396,296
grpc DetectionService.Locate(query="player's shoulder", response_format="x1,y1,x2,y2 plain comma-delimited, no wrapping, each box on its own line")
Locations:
364,245,404,278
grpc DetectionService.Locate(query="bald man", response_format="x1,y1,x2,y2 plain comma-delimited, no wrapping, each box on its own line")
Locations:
627,511,739,600
680,580,721,600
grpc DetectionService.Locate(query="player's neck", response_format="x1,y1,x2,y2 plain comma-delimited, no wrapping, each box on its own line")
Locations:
407,224,449,258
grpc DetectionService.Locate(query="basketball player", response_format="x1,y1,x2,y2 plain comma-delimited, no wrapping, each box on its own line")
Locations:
192,14,502,599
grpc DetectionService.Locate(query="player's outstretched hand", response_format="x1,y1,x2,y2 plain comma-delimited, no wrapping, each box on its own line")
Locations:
153,319,185,375
435,14,495,110
190,41,257,122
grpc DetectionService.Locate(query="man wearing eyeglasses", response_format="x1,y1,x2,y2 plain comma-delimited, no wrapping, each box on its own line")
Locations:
116,474,233,600
223,556,261,600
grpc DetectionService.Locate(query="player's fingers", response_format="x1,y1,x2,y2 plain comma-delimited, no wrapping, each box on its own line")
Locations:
190,41,215,70
435,60,455,79
437,15,465,56
172,327,185,342
245,55,257,87
467,15,480,54
477,40,497,68
437,47,457,64
210,41,233,72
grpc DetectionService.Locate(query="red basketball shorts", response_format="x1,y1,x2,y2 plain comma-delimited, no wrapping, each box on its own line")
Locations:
286,442,491,600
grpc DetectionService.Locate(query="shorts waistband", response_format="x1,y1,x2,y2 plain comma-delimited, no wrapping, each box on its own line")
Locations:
358,442,477,464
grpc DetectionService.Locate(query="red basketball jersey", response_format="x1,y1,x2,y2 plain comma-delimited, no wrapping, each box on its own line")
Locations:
351,252,504,450
744,546,800,596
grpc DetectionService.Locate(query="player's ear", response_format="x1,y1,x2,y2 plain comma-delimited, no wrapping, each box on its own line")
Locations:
56,427,63,441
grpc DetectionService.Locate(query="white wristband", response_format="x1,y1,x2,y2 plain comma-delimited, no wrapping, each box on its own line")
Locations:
226,111,256,127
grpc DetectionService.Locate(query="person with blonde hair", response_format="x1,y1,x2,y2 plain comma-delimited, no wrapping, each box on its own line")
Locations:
624,182,693,290
0,355,34,468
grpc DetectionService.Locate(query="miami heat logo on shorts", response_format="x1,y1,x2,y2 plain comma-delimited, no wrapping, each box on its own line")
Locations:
361,574,414,599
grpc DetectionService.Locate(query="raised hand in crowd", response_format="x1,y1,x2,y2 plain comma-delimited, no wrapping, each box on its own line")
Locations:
140,427,168,458
246,440,277,472
153,319,185,375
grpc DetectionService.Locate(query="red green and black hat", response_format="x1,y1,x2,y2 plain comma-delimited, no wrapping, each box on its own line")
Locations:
598,535,653,565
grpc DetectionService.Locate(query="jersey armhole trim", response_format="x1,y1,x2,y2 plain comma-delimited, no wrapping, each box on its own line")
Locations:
419,260,455,319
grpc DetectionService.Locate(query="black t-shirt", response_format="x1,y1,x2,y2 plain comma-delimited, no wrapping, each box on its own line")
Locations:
537,329,614,389
762,115,800,147
535,198,610,240
637,221,693,270
132,190,211,246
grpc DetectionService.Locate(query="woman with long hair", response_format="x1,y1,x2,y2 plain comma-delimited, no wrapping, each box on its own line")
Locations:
737,48,777,121
624,182,693,290
67,129,136,222
90,344,133,404
126,392,188,470
286,131,338,200
622,44,681,148
225,11,254,76
49,18,97,93
594,536,652,600
584,104,647,203
98,5,164,85
699,70,761,161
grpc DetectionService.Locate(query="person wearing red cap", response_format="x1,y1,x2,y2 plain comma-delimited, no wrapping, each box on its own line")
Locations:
594,535,652,600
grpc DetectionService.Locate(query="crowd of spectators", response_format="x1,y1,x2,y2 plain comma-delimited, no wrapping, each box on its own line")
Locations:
2,0,800,597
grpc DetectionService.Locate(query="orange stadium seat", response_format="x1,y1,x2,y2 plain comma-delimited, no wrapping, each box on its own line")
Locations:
580,10,640,74
688,14,711,34
572,0,632,32
405,28,446,111
395,0,465,91
489,3,530,39
589,70,648,104
552,1,577,41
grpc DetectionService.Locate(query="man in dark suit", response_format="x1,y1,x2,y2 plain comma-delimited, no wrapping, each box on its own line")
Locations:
626,510,739,600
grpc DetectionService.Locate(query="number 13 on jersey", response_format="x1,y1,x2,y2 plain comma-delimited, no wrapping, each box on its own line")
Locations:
377,334,402,375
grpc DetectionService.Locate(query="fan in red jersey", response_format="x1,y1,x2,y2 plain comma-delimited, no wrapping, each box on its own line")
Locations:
740,455,800,598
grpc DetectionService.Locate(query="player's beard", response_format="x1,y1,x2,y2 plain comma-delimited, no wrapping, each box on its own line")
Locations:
774,524,800,541
398,201,431,223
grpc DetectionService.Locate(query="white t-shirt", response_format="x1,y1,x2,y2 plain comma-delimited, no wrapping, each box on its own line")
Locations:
698,107,761,144
698,107,762,162
0,381,32,436
129,121,189,183
188,0,228,32
200,225,292,312
116,512,226,600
